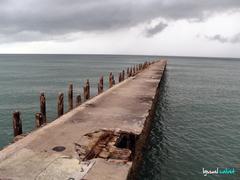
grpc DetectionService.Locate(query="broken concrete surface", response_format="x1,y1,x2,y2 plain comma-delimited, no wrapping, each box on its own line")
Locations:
0,60,167,180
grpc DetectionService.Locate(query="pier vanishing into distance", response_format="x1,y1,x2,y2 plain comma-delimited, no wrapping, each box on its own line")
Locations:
0,60,167,180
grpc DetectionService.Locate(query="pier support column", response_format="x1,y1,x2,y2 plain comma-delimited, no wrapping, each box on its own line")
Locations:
130,67,132,77
57,93,64,117
40,93,46,123
112,74,115,85
12,111,22,137
83,80,90,101
35,112,44,128
127,68,130,77
86,80,90,99
109,73,113,88
68,83,73,111
118,72,122,83
98,76,104,94
76,95,82,106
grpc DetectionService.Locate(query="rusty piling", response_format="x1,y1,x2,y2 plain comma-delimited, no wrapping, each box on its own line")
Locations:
57,93,64,117
109,73,113,88
35,112,44,128
83,80,90,101
118,72,122,83
40,93,46,123
130,67,132,77
98,76,104,94
12,111,22,137
76,94,82,106
112,74,115,85
68,83,73,111
127,68,130,77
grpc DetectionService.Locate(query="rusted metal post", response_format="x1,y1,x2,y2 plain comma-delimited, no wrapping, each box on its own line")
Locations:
76,94,81,106
83,80,90,101
98,83,101,94
130,67,132,77
118,72,122,83
122,70,125,80
57,92,64,117
12,111,22,137
35,112,44,128
40,92,46,123
98,76,104,94
100,76,104,92
112,74,115,85
83,84,87,101
109,72,113,88
68,83,73,111
127,68,129,77
86,79,90,99
133,66,136,75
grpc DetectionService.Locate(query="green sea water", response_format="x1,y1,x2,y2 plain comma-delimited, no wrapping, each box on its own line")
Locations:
139,57,240,180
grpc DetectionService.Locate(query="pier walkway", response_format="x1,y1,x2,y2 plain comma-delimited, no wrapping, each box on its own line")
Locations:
0,60,167,180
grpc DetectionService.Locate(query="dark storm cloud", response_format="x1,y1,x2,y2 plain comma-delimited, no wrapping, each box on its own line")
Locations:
206,33,240,44
145,22,168,37
0,0,240,42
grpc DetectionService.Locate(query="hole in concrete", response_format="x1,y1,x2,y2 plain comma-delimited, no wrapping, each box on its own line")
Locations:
52,146,66,152
77,130,139,162
83,131,114,161
115,132,138,160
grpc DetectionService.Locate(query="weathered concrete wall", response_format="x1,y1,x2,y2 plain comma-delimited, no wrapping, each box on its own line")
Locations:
0,60,167,180
127,63,166,180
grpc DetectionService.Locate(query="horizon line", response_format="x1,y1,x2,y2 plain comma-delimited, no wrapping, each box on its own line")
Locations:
0,53,239,59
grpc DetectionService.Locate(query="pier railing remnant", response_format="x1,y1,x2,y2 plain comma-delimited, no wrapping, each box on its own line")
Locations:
12,111,22,137
57,92,64,117
68,83,73,111
35,112,44,128
40,92,46,123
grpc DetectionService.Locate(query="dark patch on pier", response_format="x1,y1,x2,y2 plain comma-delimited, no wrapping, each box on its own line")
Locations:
85,103,96,108
70,118,86,124
52,146,66,152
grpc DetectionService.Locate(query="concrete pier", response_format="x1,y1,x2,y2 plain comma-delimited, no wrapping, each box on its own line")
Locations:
0,60,167,180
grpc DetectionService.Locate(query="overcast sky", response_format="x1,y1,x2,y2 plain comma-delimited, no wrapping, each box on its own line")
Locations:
0,0,240,57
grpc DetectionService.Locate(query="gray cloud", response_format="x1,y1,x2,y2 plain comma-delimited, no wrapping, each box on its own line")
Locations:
207,34,228,43
231,33,240,43
206,33,240,44
0,0,240,42
145,22,168,37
